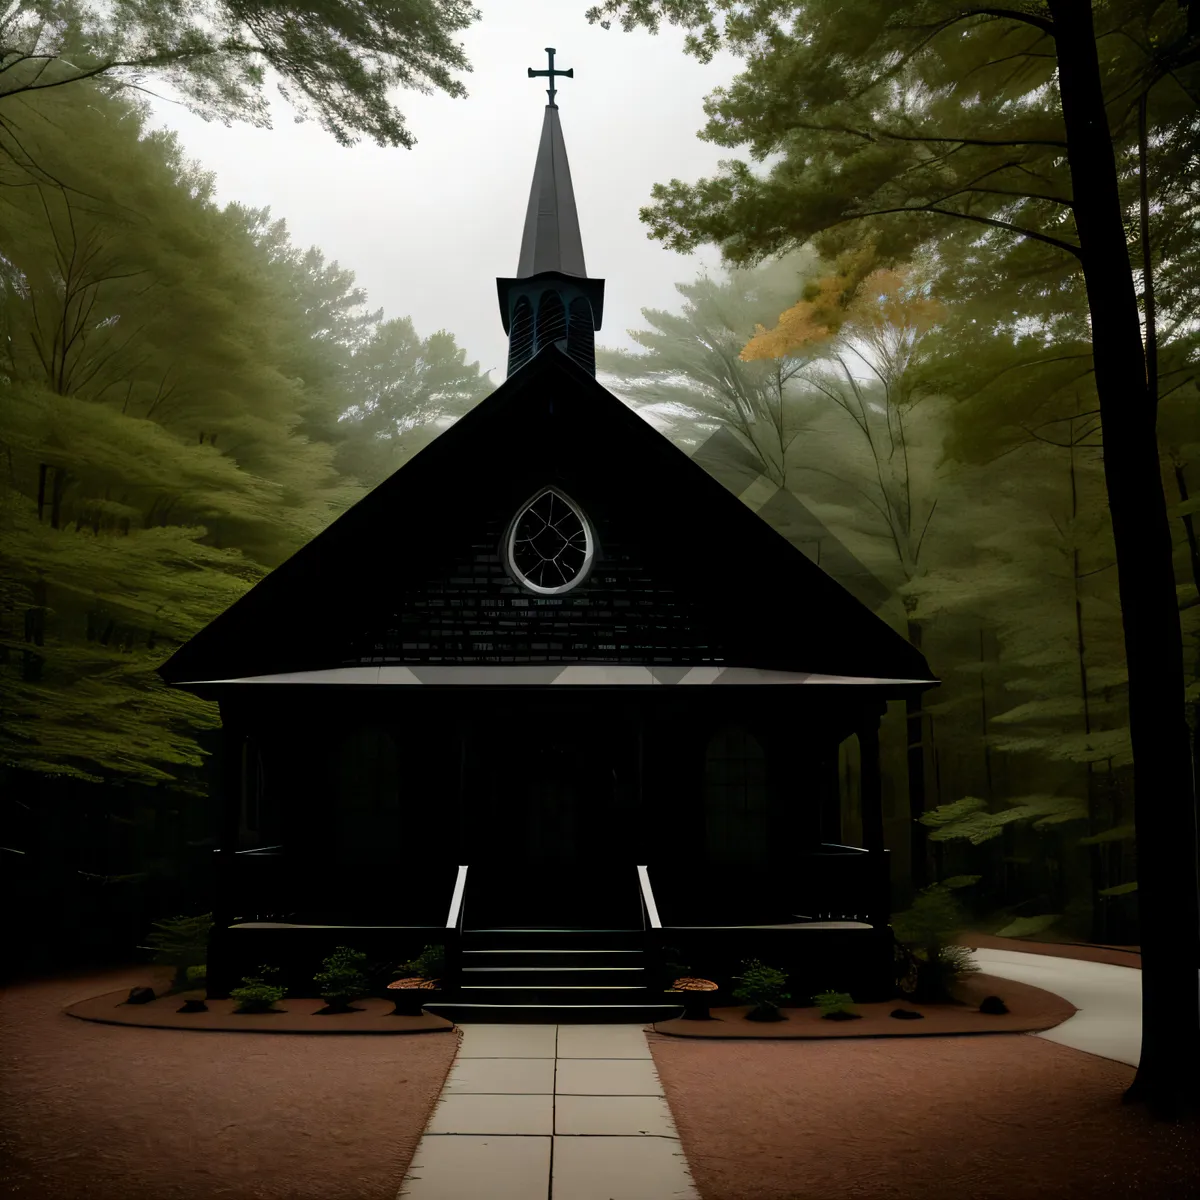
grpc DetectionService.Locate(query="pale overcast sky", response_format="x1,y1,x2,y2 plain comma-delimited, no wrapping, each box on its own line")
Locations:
143,1,745,384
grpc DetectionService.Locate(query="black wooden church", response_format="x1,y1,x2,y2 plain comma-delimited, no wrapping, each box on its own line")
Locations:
160,52,938,1019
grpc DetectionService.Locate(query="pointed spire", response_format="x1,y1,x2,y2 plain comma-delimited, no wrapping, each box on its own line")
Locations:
516,102,587,278
497,48,604,378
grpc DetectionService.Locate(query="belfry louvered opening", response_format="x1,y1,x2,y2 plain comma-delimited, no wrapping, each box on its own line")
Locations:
567,296,595,373
535,290,567,350
503,282,599,377
507,295,535,375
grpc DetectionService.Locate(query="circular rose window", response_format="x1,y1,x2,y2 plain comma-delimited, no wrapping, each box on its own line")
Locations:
505,487,594,594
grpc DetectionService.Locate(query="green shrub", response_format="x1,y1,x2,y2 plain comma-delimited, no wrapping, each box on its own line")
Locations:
186,964,207,986
137,912,213,993
396,944,445,981
732,959,790,1020
812,990,857,1017
891,881,982,1003
314,946,371,1007
230,965,286,1013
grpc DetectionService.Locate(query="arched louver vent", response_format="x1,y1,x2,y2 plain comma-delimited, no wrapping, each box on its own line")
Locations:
505,487,594,595
535,290,566,353
566,296,595,375
507,294,535,376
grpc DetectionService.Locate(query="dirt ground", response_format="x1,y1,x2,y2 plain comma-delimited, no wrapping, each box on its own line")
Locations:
647,936,1197,1199
0,963,460,1200
4,950,1198,1200
648,1033,1200,1199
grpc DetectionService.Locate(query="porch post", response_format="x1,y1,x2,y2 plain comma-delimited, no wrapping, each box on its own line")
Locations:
856,704,889,928
209,704,246,999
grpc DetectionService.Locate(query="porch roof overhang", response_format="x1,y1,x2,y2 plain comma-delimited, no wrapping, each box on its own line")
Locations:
172,664,939,689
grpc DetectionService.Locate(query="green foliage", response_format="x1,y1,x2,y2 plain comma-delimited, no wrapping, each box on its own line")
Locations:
186,964,207,986
921,797,1090,846
1,0,481,150
396,943,445,981
230,965,286,1012
891,882,972,955
338,318,495,488
0,77,483,792
136,912,213,992
1098,882,1138,898
313,944,371,1006
812,990,856,1017
588,0,1200,946
918,944,982,1003
0,80,360,785
892,881,984,1001
597,249,824,486
731,959,790,1008
994,915,1063,939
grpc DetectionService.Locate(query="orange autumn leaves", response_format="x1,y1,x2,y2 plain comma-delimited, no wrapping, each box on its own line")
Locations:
740,256,944,364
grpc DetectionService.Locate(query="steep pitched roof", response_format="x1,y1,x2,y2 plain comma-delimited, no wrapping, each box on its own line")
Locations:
159,345,936,690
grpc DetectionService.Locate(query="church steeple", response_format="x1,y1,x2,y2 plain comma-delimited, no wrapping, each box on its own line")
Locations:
497,48,604,379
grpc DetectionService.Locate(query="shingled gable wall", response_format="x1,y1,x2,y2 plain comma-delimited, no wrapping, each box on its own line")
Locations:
159,345,933,686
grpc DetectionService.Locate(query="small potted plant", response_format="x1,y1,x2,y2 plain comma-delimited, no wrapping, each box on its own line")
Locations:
384,944,445,1015
664,977,720,1020
313,946,372,1013
813,989,862,1021
230,965,287,1014
732,959,791,1022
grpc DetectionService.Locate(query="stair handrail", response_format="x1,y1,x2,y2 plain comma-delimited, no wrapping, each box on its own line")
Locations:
638,864,665,1001
445,864,468,998
636,865,661,929
446,864,469,930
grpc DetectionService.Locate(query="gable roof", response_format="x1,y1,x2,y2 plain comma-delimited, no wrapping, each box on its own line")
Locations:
159,345,936,691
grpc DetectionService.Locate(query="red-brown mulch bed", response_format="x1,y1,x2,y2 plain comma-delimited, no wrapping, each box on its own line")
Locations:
66,988,455,1034
0,963,461,1200
649,1034,1200,1199
654,972,1074,1038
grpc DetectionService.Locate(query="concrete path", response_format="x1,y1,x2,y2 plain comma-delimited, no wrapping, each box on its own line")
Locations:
399,951,1172,1197
397,1023,700,1200
968,947,1149,1067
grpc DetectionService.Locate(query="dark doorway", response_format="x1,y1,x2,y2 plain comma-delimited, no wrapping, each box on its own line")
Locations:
463,701,641,927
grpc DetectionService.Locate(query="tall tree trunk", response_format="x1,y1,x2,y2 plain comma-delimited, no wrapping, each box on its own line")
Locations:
906,617,930,893
979,625,994,798
1068,435,1107,943
50,467,67,531
1175,462,1200,900
1049,0,1200,1118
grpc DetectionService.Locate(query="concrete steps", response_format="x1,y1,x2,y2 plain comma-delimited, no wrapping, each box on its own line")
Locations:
429,928,684,1024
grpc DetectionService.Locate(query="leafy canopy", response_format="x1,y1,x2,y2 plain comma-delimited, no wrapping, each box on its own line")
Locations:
1,0,481,148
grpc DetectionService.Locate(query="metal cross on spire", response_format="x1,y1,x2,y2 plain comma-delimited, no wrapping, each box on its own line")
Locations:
528,47,573,108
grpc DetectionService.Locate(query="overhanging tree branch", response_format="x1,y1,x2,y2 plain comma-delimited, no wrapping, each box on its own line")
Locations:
841,204,1082,257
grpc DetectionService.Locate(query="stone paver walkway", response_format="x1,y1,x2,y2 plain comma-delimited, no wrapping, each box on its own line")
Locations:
397,1023,700,1200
